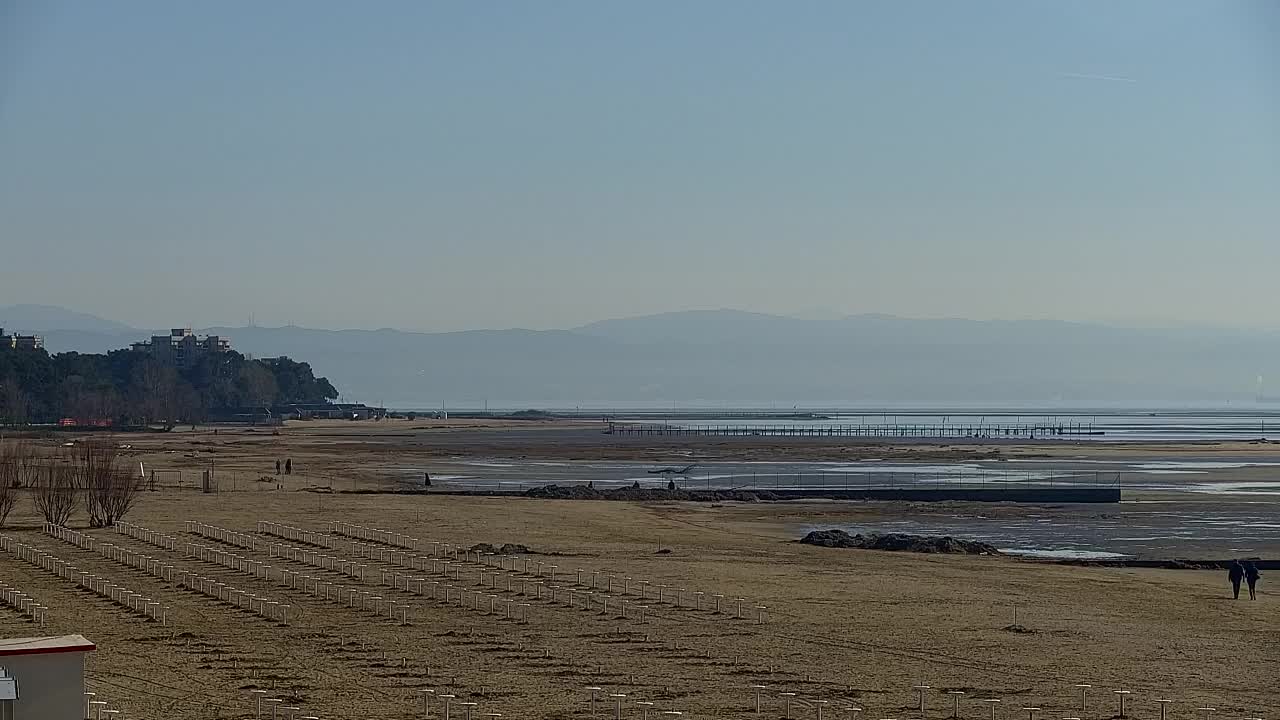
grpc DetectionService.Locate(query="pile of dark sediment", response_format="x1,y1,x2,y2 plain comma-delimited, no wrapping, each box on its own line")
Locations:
800,529,1001,555
470,542,534,555
523,484,774,502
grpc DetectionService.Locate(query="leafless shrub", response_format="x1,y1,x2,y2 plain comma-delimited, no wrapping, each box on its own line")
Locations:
32,452,79,526
0,440,34,527
79,440,142,528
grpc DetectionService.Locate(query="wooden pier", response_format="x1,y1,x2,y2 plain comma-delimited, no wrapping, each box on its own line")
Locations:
606,421,1099,439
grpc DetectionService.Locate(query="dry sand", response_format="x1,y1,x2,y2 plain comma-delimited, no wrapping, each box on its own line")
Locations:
0,423,1275,719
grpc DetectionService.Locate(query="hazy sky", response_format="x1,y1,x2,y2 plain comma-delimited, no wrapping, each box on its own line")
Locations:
1,1,1276,332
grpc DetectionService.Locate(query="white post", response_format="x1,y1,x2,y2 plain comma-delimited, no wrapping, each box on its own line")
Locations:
586,687,602,716
780,692,797,719
914,685,930,715
1074,685,1091,713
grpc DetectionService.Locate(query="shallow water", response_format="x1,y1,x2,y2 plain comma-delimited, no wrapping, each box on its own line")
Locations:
615,411,1280,442
412,456,1280,558
812,509,1280,559
422,458,1280,498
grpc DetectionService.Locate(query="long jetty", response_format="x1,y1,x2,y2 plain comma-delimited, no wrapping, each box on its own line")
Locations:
435,485,1120,503
606,421,1100,439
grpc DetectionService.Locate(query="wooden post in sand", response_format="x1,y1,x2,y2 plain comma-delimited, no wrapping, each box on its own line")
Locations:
750,685,766,713
586,687,603,716
1113,691,1131,719
1073,685,1091,714
980,699,1000,720
913,686,930,716
610,694,628,719
780,692,798,719
947,691,964,718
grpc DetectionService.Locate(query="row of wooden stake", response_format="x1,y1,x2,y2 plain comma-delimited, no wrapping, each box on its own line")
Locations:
2,533,158,624
0,579,47,627
746,684,1251,720
83,690,128,720
197,521,528,624
43,523,290,626
312,521,766,622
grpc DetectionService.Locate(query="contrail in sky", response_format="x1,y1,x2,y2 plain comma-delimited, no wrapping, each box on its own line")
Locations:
1058,72,1139,83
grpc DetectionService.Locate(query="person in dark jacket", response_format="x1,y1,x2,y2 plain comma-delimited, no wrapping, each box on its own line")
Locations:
1244,561,1261,600
1228,560,1245,599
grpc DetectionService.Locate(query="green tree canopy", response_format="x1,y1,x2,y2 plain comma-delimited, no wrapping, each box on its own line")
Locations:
0,346,340,425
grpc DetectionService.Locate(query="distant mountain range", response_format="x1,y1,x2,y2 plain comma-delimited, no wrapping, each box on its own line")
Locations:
0,304,136,333
2,304,1276,407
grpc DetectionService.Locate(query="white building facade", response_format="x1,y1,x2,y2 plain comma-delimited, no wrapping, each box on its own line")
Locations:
0,636,95,720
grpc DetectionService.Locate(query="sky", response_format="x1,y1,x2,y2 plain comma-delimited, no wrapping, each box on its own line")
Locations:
1,1,1277,332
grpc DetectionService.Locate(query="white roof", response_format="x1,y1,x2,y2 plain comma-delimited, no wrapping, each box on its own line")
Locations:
0,635,96,657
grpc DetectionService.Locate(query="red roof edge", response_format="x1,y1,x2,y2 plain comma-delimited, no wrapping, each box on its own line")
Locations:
0,642,96,657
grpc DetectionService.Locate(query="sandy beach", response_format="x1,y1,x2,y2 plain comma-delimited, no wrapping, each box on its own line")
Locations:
0,421,1276,719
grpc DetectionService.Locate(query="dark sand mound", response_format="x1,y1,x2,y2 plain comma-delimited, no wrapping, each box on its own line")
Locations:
470,542,534,555
523,484,774,502
800,529,1000,555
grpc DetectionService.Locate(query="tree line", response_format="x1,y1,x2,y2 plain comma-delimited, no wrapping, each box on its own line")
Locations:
0,347,338,426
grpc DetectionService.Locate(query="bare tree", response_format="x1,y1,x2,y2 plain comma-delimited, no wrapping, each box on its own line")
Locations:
79,440,142,528
0,440,33,527
32,452,79,526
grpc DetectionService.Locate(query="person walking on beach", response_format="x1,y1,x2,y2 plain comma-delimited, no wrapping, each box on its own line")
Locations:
1244,561,1261,600
1228,560,1245,599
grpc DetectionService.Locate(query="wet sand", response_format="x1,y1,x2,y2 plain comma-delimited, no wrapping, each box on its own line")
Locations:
79,420,1280,558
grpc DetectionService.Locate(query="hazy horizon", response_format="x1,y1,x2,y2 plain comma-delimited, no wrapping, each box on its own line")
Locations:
4,302,1279,337
2,2,1277,333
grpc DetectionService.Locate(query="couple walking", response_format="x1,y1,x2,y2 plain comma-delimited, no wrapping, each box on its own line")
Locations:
1228,560,1261,600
